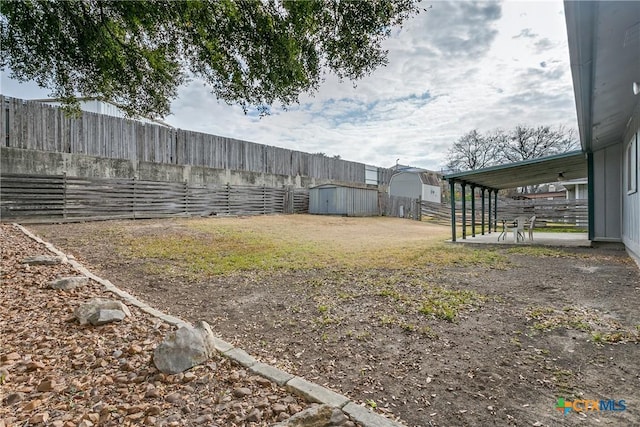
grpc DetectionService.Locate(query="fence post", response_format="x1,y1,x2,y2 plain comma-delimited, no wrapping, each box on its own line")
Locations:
62,172,67,220
184,181,189,216
416,197,422,221
284,186,294,214
132,177,137,220
289,187,294,214
263,185,267,215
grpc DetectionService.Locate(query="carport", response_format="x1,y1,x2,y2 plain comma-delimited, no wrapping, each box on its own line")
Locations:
442,151,588,242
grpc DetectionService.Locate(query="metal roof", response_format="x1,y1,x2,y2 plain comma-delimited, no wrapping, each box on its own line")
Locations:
418,172,440,186
442,151,587,190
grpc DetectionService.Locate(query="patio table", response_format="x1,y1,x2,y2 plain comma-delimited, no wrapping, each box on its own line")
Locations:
498,217,527,242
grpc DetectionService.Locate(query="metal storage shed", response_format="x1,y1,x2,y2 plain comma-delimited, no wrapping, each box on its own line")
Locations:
309,184,379,216
389,171,442,203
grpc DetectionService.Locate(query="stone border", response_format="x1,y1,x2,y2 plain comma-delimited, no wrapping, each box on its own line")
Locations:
14,224,404,427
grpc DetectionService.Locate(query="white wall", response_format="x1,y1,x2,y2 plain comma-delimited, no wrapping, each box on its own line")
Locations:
421,184,441,203
389,172,421,198
390,172,442,203
565,183,588,200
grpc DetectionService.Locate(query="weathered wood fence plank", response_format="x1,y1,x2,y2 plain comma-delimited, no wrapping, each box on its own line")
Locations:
2,96,380,184
1,173,308,223
418,198,588,227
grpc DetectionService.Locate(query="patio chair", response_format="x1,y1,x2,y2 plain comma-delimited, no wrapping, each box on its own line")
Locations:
513,216,527,242
501,216,527,242
528,215,536,240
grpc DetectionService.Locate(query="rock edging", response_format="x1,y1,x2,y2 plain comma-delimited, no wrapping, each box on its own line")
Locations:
14,223,405,427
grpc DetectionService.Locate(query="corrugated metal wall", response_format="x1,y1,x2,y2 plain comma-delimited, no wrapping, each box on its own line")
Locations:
309,185,379,216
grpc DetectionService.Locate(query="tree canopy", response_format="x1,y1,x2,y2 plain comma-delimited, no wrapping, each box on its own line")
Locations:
0,0,423,118
446,125,579,172
446,125,580,193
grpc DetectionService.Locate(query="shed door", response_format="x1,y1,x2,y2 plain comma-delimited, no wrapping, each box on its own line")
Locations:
318,188,336,214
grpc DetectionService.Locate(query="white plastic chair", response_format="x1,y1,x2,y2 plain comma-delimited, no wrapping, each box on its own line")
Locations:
528,215,536,240
510,216,527,242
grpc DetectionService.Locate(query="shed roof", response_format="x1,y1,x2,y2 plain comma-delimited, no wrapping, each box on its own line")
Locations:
390,171,441,186
419,172,440,186
442,151,587,190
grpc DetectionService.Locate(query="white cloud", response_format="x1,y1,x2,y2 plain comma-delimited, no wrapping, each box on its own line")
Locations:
1,0,578,172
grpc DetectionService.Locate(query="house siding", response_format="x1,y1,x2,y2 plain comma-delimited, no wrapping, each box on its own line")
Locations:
622,113,640,264
592,144,622,241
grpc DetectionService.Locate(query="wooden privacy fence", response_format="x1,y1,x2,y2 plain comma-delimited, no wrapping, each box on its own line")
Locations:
384,195,422,220
418,198,588,227
495,199,588,225
0,96,384,183
420,200,452,224
0,174,309,222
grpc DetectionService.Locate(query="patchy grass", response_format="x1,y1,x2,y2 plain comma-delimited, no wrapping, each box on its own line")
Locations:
526,305,640,344
377,288,408,302
408,244,508,269
419,286,488,322
374,278,490,322
506,246,584,258
540,223,588,233
592,331,639,344
36,217,496,334
104,218,508,277
551,368,577,395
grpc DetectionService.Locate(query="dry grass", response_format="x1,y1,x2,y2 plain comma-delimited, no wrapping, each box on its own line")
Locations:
101,215,507,276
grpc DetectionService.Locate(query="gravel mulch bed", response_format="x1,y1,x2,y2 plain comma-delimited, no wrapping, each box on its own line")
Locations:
0,224,315,427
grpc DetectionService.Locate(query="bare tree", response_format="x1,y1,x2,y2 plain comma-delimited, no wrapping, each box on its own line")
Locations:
445,125,579,193
500,125,579,193
447,125,578,172
445,129,500,172
501,125,579,163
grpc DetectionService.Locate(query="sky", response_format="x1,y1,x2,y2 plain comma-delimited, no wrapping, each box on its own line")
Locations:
0,0,578,172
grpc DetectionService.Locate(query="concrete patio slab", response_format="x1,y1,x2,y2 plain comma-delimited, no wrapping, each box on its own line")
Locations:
449,231,590,247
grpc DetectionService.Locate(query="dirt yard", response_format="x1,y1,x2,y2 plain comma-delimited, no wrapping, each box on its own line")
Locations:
25,215,640,426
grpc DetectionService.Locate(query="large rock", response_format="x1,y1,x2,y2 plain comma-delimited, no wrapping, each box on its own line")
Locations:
153,321,216,375
74,298,131,326
274,404,350,427
22,255,62,265
48,276,89,291
88,309,127,325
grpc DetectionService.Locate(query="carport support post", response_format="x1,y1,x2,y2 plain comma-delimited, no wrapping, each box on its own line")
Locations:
481,188,485,235
471,185,476,237
461,182,467,240
449,179,456,242
487,189,492,233
494,190,498,231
